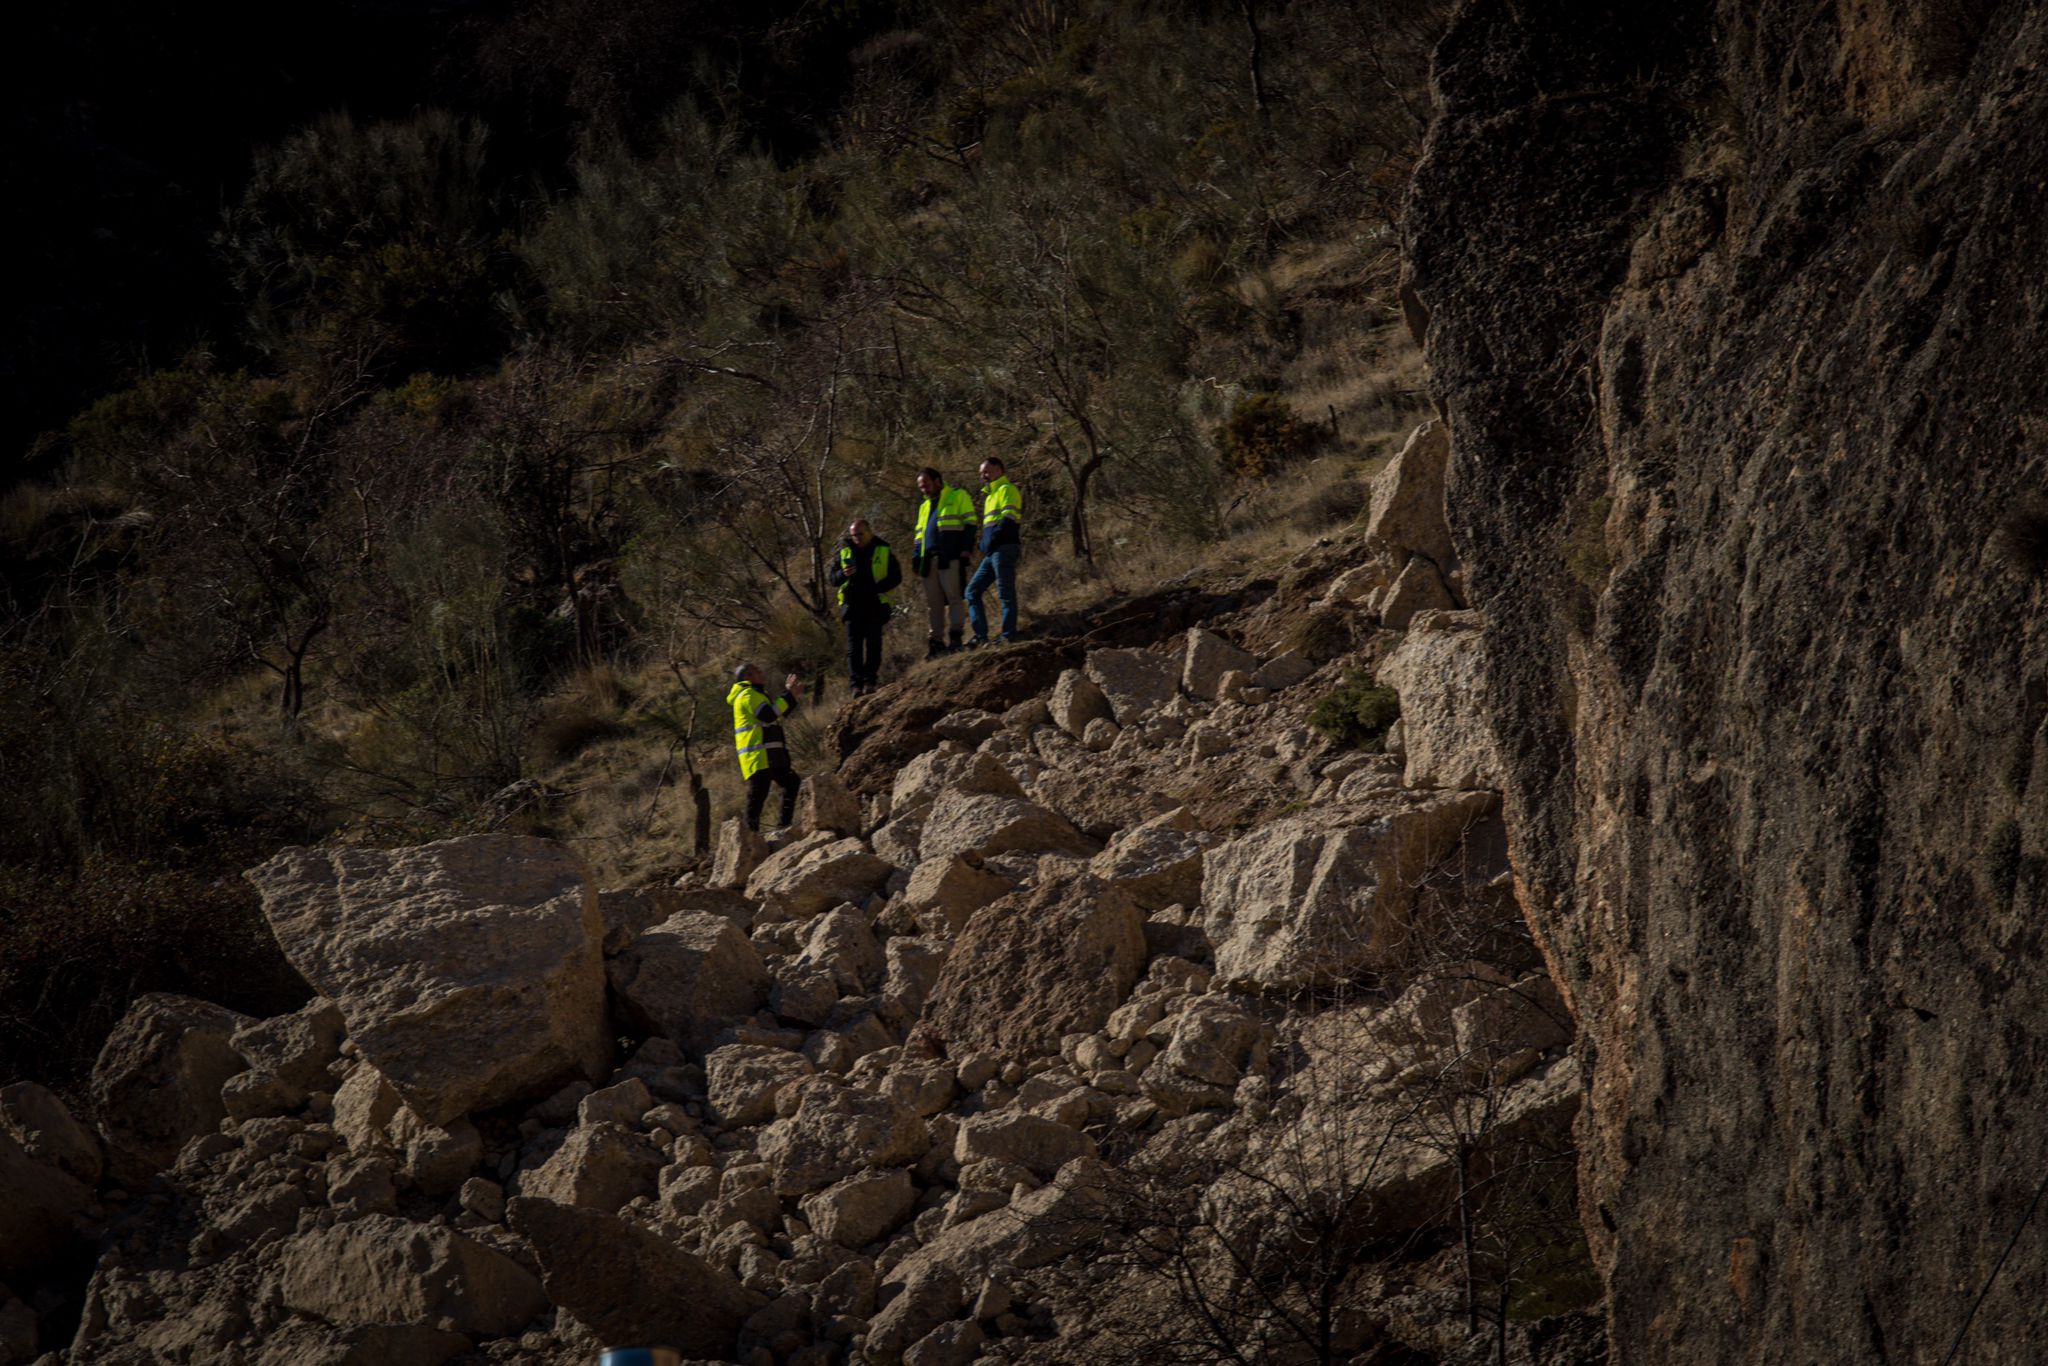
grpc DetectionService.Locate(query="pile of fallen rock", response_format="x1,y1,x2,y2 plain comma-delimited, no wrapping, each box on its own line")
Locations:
0,420,1585,1366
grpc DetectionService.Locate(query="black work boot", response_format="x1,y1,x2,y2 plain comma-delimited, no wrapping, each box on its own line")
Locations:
948,630,963,654
926,636,945,660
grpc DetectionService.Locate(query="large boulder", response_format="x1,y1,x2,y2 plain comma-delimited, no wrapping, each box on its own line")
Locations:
709,818,769,891
922,874,1147,1059
1084,648,1179,724
893,748,1023,820
757,1076,928,1196
508,1197,751,1354
918,790,1097,865
743,834,892,920
245,836,608,1126
595,886,682,955
1088,807,1206,910
1375,555,1455,630
1157,997,1269,1088
1031,762,1179,839
1373,610,1505,792
516,1122,663,1212
607,910,768,1053
953,1112,1097,1179
886,1157,1112,1287
1048,670,1113,738
797,905,884,993
1182,629,1257,701
706,1044,815,1126
90,992,251,1182
1363,419,1455,571
1201,793,1496,990
799,1168,917,1248
797,772,863,836
278,1215,547,1338
902,854,1017,935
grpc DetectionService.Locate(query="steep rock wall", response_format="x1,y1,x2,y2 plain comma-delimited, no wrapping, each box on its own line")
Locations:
1407,2,2048,1361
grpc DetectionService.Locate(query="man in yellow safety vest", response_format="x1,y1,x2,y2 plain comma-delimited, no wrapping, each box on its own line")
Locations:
828,517,901,697
965,456,1023,646
912,466,976,658
728,662,804,833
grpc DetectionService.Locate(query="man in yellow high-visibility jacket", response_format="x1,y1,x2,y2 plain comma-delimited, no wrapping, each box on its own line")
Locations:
728,662,804,833
912,466,976,658
828,518,901,697
965,456,1023,645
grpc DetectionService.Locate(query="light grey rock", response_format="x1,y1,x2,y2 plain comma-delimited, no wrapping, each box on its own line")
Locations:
1084,648,1179,724
245,836,608,1126
1200,794,1496,990
1182,629,1257,701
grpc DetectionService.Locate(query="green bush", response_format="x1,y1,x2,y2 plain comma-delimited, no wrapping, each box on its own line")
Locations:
1308,670,1401,750
1214,392,1318,480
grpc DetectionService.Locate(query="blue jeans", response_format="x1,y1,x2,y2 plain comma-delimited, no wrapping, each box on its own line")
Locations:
966,543,1019,640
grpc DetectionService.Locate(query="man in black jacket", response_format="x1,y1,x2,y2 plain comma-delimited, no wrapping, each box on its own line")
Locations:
828,518,903,697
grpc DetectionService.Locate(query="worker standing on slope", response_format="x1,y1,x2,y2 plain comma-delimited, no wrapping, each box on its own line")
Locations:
829,517,901,697
912,466,975,658
965,456,1023,646
728,663,804,834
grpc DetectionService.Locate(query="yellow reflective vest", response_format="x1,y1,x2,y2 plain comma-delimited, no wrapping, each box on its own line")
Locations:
729,680,791,779
979,475,1022,551
835,542,896,610
914,486,976,561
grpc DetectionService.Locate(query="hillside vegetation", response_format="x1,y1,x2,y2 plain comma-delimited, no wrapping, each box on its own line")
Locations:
0,1,1444,1086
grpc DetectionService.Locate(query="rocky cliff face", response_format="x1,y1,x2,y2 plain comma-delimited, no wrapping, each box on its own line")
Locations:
1407,2,2048,1361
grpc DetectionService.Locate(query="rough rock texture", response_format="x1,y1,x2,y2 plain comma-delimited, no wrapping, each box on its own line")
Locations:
1201,794,1495,990
1182,629,1257,701
710,818,770,890
508,1196,751,1353
607,909,768,1053
278,1215,547,1337
1374,609,1505,791
1364,419,1456,579
922,874,1147,1057
594,886,681,955
902,854,1016,935
743,833,892,919
1089,807,1206,910
918,790,1097,865
89,992,252,1182
245,836,608,1125
1408,3,2048,1359
1084,648,1180,724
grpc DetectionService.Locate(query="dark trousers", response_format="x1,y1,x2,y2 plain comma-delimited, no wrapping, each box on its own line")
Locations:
845,612,884,685
745,758,801,831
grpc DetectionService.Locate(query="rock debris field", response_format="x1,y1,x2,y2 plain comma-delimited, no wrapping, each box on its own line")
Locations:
1,423,1595,1365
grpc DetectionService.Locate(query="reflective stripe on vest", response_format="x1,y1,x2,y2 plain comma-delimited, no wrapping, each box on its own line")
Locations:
836,543,894,608
914,487,976,553
728,681,788,779
981,476,1022,528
